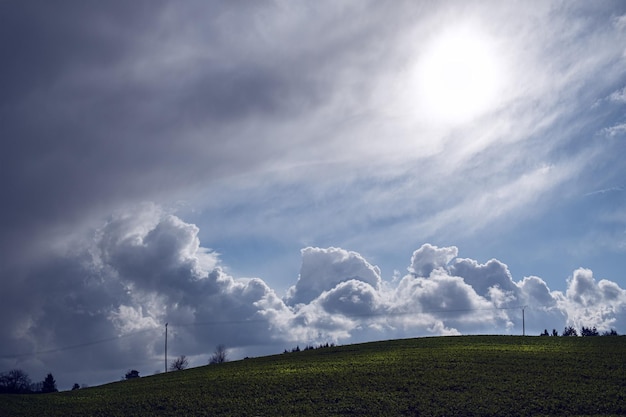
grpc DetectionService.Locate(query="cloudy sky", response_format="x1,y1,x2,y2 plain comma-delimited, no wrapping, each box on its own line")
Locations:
2,1,626,389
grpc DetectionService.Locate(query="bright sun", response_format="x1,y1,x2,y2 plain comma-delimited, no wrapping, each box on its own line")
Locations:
414,28,503,124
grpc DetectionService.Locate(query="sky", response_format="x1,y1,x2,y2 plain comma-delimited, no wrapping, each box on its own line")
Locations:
1,0,626,390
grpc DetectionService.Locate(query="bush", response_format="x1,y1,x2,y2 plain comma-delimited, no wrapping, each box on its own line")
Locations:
125,370,140,380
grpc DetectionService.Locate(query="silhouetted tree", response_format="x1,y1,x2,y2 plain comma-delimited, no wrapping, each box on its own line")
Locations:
0,369,32,393
209,344,228,364
169,355,189,371
125,370,140,380
72,383,80,391
602,329,619,336
552,329,559,336
581,326,599,336
562,326,578,336
41,373,58,393
540,329,549,336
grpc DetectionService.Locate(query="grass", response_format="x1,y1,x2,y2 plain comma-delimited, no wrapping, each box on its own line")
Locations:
1,335,625,416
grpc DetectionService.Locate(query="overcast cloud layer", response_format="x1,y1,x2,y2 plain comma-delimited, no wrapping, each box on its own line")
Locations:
1,1,626,389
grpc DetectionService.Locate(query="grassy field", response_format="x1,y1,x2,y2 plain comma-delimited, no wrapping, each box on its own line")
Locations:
1,335,625,416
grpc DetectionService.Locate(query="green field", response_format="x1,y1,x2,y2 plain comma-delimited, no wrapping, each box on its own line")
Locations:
1,335,625,416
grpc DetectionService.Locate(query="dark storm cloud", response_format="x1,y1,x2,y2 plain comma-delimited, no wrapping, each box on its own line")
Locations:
1,1,164,265
0,1,302,265
0,206,288,387
0,0,410,273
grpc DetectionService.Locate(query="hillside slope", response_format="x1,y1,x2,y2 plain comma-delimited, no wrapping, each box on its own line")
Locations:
1,335,625,416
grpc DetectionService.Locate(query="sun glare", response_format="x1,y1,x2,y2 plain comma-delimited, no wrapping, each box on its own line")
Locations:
413,28,503,125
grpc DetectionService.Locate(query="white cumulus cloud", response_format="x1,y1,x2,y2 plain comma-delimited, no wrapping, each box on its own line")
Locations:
3,209,626,389
285,247,382,306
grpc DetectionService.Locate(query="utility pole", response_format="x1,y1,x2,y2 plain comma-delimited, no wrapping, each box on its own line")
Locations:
165,323,168,373
522,306,526,336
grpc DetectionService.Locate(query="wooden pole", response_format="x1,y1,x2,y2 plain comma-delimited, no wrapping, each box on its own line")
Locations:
165,323,168,373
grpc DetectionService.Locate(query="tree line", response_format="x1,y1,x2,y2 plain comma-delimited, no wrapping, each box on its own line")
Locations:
2,344,231,393
540,326,619,337
0,370,58,394
283,342,336,354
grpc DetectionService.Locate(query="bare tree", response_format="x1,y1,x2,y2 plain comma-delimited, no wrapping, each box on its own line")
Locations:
209,344,228,364
169,355,189,371
0,369,32,393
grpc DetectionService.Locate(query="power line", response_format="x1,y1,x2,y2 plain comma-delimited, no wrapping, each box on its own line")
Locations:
1,304,546,360
325,304,528,320
0,319,270,361
0,327,159,360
